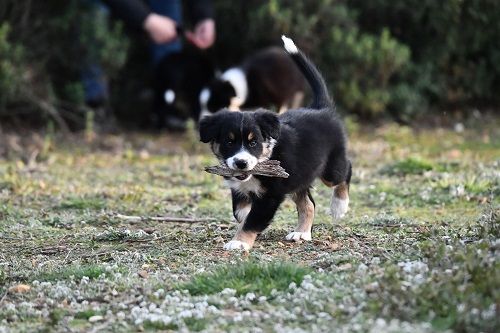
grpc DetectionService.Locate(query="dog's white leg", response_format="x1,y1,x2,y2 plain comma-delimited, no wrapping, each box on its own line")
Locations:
286,191,314,242
330,182,349,220
224,222,257,251
234,202,251,224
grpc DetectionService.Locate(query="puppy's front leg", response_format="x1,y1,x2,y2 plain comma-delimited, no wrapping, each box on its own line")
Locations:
231,190,251,224
224,194,284,251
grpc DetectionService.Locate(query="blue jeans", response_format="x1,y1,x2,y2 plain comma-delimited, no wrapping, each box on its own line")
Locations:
149,0,183,65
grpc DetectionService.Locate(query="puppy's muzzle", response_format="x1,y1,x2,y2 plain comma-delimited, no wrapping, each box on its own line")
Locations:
234,159,248,170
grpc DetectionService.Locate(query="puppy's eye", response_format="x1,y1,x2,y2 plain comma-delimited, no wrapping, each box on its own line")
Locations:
226,140,233,146
249,140,257,147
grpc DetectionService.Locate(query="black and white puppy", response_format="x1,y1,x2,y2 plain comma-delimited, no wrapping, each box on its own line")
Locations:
153,47,214,129
199,36,352,251
199,47,306,118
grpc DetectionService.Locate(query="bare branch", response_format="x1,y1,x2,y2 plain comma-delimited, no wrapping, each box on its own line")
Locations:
115,214,215,223
205,160,289,178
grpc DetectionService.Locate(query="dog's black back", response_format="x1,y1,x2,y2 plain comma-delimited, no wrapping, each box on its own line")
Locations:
243,47,305,109
204,47,306,114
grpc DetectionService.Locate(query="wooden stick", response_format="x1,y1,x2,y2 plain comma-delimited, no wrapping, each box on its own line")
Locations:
115,214,215,223
205,159,289,178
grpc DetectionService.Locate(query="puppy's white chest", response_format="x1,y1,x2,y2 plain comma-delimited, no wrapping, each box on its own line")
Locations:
225,176,265,197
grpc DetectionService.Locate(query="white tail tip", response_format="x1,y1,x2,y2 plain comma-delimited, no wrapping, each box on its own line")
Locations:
281,35,298,54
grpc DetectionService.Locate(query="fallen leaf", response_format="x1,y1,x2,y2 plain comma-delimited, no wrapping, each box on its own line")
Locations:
9,284,31,293
328,242,341,251
338,263,352,271
138,270,149,279
446,149,462,159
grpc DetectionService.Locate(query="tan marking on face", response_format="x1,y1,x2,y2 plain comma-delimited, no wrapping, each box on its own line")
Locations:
229,132,235,140
247,132,255,141
232,222,257,248
334,182,349,200
291,192,315,233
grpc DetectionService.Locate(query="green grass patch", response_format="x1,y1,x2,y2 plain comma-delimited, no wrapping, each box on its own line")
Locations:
367,206,500,332
33,264,106,282
55,196,105,210
176,261,311,297
382,157,434,176
143,321,178,331
183,317,208,331
74,309,101,320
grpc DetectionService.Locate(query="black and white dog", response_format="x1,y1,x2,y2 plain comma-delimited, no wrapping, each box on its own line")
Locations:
153,47,214,129
199,36,352,250
199,47,306,118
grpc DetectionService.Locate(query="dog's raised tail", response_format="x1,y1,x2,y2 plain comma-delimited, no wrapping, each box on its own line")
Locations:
281,35,332,109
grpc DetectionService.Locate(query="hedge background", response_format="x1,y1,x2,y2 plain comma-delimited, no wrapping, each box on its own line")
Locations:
1,0,499,128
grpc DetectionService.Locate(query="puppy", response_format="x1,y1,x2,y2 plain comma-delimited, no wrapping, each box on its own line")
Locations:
153,47,214,129
199,47,306,118
199,36,352,251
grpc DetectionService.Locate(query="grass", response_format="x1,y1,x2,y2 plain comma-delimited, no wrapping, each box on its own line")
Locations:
33,264,107,282
55,196,106,210
0,118,498,332
370,207,499,331
381,157,434,175
176,260,311,296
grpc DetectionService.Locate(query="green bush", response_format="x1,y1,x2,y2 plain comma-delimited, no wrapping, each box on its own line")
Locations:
215,0,414,117
351,0,500,108
0,23,24,110
0,0,128,127
0,0,498,127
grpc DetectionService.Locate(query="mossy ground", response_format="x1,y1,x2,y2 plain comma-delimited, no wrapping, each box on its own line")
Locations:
0,118,498,332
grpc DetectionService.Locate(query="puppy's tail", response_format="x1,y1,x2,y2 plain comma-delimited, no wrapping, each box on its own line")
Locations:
281,35,332,109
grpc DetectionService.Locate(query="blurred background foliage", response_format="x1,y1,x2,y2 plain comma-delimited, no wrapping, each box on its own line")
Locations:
0,0,499,129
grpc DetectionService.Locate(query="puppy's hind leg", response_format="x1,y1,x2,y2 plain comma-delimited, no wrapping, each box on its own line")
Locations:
330,182,349,220
286,189,315,242
322,157,352,220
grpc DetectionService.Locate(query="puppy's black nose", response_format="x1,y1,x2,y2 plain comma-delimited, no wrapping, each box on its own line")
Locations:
234,159,248,170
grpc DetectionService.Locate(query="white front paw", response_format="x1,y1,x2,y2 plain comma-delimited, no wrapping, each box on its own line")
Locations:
223,240,251,251
331,197,349,220
285,231,312,242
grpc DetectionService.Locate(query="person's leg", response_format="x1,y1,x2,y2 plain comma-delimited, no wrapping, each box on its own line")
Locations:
148,0,183,65
81,1,110,107
149,0,187,130
82,64,109,107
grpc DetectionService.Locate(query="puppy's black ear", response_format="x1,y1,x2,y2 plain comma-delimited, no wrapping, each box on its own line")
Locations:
199,115,219,143
255,110,280,140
